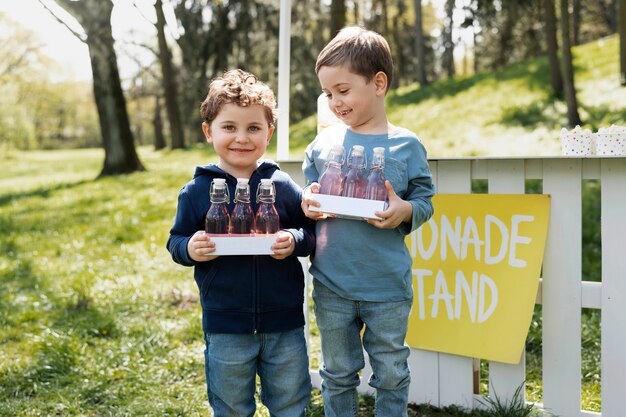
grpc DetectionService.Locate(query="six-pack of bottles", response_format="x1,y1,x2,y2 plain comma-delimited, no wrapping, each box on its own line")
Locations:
309,144,389,220
205,178,279,255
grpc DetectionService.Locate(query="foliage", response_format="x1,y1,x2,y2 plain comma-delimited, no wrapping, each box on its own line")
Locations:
2,5,624,156
0,12,99,151
477,383,550,417
582,180,601,282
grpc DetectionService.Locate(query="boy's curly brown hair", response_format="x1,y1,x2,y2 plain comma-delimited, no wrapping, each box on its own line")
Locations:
200,69,277,127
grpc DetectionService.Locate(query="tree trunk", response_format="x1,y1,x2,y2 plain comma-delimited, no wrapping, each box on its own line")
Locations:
597,0,619,33
172,0,215,144
153,96,166,150
156,0,185,149
442,0,455,77
212,4,232,77
390,0,406,89
618,0,626,86
380,0,389,34
414,0,428,86
51,0,144,176
572,0,581,45
560,0,583,126
330,0,347,37
498,3,517,68
544,0,563,97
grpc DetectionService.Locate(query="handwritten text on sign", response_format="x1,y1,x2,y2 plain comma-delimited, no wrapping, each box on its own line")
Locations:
405,194,550,364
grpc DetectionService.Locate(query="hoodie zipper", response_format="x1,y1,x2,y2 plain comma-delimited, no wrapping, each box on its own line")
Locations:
253,255,260,333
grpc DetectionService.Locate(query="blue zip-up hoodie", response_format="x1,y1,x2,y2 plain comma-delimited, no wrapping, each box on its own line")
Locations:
167,161,315,334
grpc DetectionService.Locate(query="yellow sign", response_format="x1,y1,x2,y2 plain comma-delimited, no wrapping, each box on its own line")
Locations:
406,194,550,364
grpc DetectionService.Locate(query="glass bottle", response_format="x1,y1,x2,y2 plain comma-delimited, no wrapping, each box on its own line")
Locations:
319,144,345,196
205,178,230,235
230,178,255,235
342,145,367,199
365,147,388,201
255,178,280,234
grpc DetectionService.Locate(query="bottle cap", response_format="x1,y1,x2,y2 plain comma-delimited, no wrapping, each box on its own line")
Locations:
257,178,275,203
213,178,226,189
352,145,365,155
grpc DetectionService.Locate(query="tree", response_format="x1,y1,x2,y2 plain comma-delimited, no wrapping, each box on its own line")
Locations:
330,0,347,37
39,0,144,176
0,14,41,84
618,0,626,86
544,0,563,97
153,96,166,150
497,1,518,67
172,0,228,142
560,0,583,126
573,0,582,45
413,0,429,86
597,0,619,33
155,0,185,149
442,0,455,78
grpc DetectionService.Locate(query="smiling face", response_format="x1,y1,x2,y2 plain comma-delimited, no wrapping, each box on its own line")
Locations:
317,64,388,134
202,103,274,179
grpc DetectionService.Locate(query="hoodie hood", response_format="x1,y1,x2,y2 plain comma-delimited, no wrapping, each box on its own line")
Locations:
192,160,280,180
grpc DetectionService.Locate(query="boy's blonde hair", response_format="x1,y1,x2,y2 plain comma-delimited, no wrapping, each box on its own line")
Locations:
200,69,277,126
315,26,393,92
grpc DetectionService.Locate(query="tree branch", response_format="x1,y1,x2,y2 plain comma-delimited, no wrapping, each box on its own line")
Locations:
122,39,160,58
131,0,156,25
37,0,88,43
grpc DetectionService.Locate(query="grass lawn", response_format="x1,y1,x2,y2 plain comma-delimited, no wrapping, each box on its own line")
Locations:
0,147,600,416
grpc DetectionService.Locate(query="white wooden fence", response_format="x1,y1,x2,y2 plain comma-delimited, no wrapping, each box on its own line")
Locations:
281,156,626,417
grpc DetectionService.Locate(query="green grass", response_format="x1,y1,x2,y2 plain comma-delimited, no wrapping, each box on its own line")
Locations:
0,148,209,416
1,147,601,416
288,35,625,159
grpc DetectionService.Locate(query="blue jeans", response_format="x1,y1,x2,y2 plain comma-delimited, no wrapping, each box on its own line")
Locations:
203,327,311,417
313,280,412,417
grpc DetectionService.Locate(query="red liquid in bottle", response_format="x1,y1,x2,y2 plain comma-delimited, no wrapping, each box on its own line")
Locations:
342,145,366,199
365,147,388,201
319,144,345,196
231,178,255,235
256,179,280,234
205,178,230,235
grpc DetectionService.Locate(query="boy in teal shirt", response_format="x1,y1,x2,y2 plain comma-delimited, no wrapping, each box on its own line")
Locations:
302,27,435,416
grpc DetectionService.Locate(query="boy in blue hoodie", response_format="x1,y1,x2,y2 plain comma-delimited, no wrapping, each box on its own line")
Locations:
167,69,314,417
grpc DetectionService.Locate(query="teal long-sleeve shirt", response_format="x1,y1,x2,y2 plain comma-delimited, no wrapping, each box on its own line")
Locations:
303,124,435,302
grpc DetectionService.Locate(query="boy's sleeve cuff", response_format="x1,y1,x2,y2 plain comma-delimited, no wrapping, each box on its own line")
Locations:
180,236,198,266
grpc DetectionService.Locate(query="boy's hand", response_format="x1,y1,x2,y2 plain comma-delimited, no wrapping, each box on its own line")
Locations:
270,230,295,260
187,231,218,262
366,181,413,229
301,182,330,220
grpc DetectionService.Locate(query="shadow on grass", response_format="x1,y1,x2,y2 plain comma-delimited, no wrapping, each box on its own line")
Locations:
498,98,626,130
499,98,565,129
0,179,94,208
580,104,626,130
0,256,40,297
